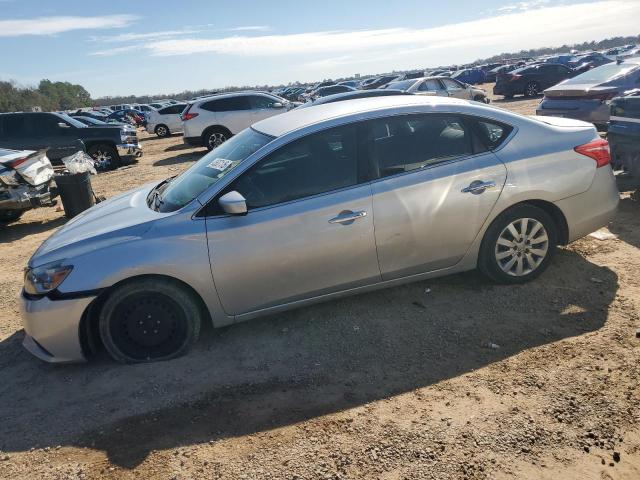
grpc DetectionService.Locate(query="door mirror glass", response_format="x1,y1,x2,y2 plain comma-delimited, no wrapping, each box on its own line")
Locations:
271,102,284,109
58,122,71,128
219,191,247,215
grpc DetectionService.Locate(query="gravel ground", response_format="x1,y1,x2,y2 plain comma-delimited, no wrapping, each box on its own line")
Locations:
0,89,639,480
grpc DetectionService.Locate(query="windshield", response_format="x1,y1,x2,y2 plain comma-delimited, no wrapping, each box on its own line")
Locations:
561,63,640,85
154,128,272,212
57,113,87,128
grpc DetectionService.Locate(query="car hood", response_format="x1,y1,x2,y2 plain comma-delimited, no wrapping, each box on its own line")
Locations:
29,182,162,267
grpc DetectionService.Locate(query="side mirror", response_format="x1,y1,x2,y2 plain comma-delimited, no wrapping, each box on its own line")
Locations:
218,191,247,215
271,102,284,109
58,122,71,129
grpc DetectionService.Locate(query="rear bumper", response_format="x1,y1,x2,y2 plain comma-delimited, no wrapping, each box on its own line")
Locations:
536,100,610,125
555,166,619,243
117,143,143,160
20,291,95,363
183,136,203,147
0,182,57,210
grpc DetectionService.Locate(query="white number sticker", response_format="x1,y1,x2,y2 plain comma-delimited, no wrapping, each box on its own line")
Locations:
206,158,233,171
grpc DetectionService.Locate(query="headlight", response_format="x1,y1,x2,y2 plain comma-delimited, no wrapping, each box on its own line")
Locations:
24,261,73,295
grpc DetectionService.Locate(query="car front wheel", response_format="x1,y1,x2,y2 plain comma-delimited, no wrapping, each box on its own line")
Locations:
479,205,557,284
99,278,202,363
87,144,120,171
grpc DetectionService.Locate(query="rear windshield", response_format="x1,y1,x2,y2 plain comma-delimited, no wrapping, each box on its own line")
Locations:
562,63,640,85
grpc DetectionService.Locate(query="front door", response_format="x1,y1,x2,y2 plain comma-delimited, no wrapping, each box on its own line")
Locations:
249,95,285,123
205,123,380,315
362,113,507,280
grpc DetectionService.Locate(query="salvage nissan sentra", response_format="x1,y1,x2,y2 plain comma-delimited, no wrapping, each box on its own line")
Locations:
20,96,619,364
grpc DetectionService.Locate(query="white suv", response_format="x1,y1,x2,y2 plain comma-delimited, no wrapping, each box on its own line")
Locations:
182,92,293,150
146,103,187,137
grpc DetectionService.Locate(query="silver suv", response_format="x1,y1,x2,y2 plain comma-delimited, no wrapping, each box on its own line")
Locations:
182,92,294,150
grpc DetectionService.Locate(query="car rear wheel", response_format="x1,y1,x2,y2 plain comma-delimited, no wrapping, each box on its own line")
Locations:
204,128,229,151
478,205,557,284
87,144,120,171
155,124,170,137
524,81,541,97
99,278,202,363
0,209,24,224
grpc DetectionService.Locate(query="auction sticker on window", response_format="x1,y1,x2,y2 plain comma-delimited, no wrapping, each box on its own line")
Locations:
206,158,234,171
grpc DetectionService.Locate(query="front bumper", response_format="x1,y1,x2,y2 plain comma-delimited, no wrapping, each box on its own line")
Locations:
117,143,143,160
0,182,57,210
20,291,95,363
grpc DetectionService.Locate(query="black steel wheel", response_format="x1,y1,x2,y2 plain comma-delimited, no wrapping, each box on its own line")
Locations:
99,278,202,363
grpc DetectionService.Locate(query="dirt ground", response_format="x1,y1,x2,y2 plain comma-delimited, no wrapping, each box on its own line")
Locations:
0,89,639,480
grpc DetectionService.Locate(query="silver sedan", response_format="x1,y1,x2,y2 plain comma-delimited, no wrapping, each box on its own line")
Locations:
20,96,619,364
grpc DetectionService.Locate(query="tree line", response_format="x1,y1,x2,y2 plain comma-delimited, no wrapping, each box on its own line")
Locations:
0,79,91,113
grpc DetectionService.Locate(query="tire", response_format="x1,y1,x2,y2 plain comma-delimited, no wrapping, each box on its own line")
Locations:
203,128,230,151
478,204,558,284
87,144,121,171
0,209,24,224
524,81,540,97
99,278,202,363
473,95,484,102
155,124,170,138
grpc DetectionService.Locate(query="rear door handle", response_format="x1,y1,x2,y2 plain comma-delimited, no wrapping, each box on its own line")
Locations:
329,210,367,225
462,180,496,194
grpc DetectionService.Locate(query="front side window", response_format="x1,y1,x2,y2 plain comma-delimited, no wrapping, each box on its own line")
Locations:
441,79,463,90
363,114,473,179
157,128,272,212
229,124,360,210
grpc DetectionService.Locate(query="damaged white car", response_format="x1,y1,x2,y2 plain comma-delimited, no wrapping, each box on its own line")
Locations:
0,148,57,223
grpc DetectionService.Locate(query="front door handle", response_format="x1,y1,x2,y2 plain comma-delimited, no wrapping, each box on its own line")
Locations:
462,180,496,195
329,210,367,225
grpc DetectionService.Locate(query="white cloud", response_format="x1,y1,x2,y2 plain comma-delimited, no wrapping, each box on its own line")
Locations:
0,15,136,37
131,1,638,59
496,0,552,13
228,25,270,32
89,29,201,43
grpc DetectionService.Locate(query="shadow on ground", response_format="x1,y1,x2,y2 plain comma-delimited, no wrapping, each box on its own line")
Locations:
0,216,66,244
153,152,203,167
609,175,640,249
0,248,617,468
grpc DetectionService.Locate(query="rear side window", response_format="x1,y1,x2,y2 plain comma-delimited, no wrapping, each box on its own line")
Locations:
159,104,185,114
230,124,360,209
201,96,251,112
362,114,473,179
1,114,28,138
473,119,513,150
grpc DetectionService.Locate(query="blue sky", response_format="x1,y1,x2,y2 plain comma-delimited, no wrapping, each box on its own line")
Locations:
0,0,638,98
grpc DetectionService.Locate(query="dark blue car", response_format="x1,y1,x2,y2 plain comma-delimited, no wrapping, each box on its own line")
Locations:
451,69,486,85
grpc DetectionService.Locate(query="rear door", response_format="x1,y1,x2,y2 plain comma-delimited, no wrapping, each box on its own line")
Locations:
29,114,80,160
0,114,30,150
364,113,508,279
212,96,254,134
158,104,185,131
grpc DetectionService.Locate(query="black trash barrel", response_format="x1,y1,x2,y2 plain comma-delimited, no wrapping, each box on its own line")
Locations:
54,172,95,219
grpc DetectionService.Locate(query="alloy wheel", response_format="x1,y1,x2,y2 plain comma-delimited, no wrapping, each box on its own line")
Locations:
526,83,539,96
208,132,227,149
92,150,112,170
494,217,549,277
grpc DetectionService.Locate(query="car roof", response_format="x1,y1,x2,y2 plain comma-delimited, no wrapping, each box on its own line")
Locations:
253,95,472,137
191,91,275,104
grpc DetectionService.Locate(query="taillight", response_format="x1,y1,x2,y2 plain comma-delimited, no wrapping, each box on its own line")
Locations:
574,139,610,168
509,74,521,81
7,157,28,169
181,104,198,121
